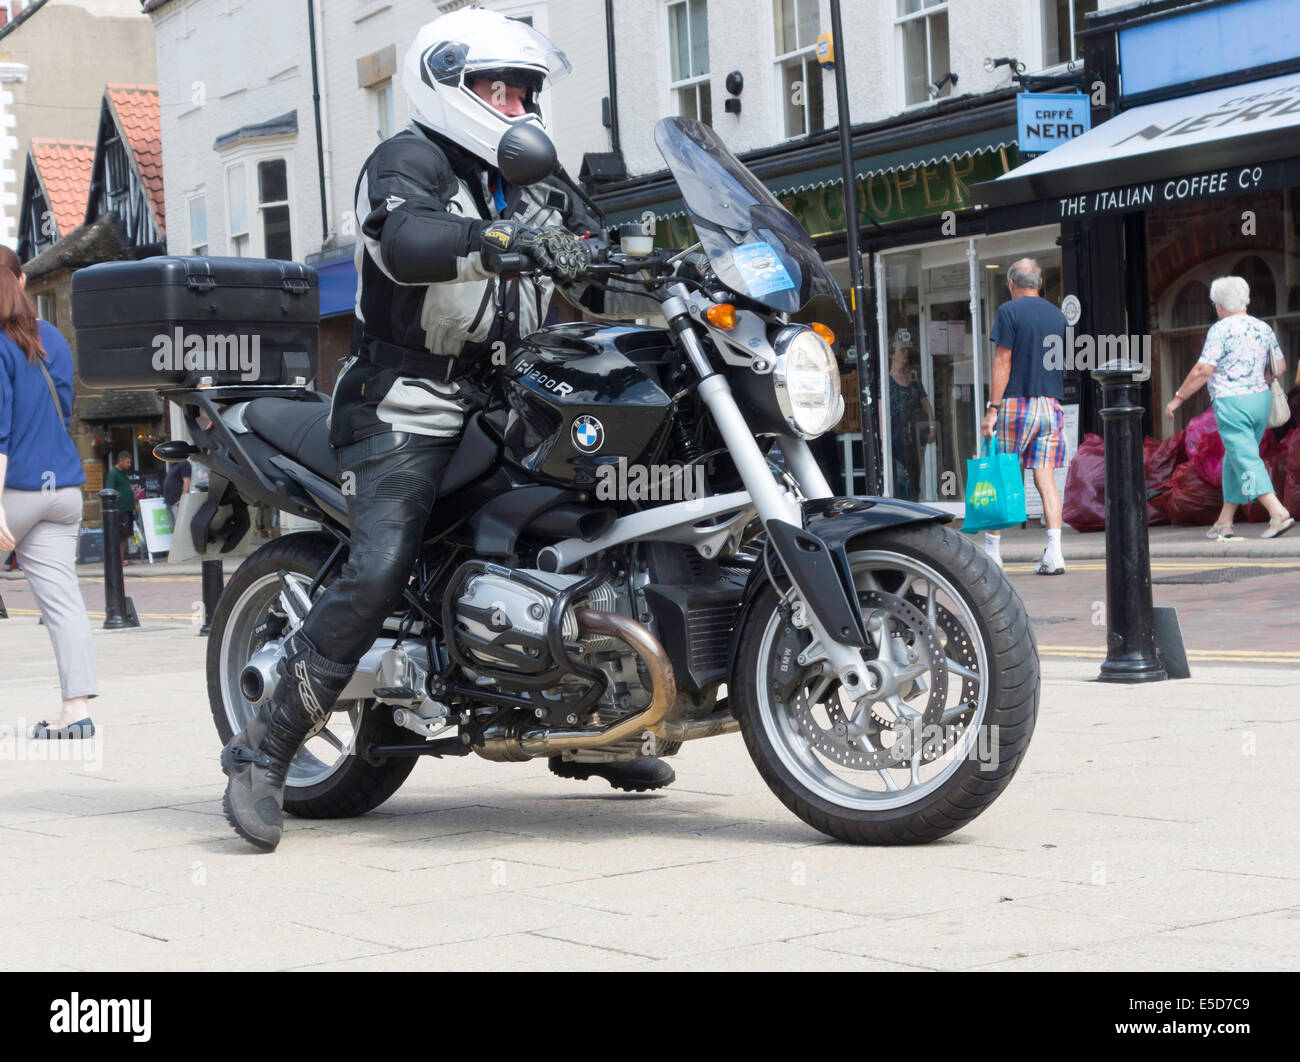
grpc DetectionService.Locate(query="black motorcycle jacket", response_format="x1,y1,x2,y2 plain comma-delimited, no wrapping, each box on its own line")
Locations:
333,122,650,445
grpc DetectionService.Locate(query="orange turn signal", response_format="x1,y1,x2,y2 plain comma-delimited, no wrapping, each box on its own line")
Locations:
705,303,737,330
810,322,835,345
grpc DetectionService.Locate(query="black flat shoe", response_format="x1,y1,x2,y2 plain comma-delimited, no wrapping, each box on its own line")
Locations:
30,718,95,739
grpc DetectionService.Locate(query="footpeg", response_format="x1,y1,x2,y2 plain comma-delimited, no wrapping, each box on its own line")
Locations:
373,685,419,701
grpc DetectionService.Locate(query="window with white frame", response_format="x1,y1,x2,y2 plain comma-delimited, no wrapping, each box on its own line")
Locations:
257,159,293,260
774,0,823,138
370,79,396,142
896,0,951,107
667,0,711,125
226,162,249,256
1042,0,1098,67
224,151,294,259
188,193,208,255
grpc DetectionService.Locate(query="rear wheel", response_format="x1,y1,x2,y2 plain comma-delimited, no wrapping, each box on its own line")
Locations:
207,532,419,819
732,523,1038,844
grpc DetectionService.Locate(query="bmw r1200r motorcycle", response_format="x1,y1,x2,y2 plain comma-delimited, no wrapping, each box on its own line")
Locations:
166,117,1038,844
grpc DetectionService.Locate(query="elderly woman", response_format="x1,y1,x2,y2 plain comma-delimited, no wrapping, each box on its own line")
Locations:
1165,275,1294,539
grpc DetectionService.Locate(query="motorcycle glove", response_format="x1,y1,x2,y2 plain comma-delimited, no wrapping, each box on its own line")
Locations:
479,220,590,284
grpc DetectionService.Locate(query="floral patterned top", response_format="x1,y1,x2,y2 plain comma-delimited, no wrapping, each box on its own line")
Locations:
1198,314,1283,399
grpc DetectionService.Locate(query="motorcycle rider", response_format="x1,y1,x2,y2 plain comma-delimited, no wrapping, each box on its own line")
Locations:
221,8,674,851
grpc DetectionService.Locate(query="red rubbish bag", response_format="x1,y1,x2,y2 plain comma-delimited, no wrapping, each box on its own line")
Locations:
1063,432,1106,532
1165,461,1222,525
1281,427,1300,519
1184,408,1224,488
1145,429,1185,524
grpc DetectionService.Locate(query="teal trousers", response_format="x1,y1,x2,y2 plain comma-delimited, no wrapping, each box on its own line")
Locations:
1214,390,1272,504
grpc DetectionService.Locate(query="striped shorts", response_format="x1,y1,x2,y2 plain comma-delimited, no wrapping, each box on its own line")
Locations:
997,396,1067,469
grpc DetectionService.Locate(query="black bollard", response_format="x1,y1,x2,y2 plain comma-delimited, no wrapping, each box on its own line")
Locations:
1093,360,1165,682
97,489,140,630
198,558,224,636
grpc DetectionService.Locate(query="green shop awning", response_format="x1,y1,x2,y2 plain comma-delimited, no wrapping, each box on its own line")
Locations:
600,114,1019,243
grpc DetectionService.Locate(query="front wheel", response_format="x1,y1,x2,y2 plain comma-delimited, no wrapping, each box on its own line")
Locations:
733,523,1038,844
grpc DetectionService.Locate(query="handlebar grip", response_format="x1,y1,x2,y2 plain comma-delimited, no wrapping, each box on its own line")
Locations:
492,252,533,276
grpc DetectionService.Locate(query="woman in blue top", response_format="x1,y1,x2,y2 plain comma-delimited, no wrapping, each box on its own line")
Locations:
1164,275,1294,540
0,249,98,737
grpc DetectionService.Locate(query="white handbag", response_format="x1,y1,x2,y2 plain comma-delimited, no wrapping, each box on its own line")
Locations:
1267,350,1290,428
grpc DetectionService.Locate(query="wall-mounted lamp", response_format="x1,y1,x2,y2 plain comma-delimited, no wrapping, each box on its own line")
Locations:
983,56,1025,75
928,72,958,99
724,70,743,115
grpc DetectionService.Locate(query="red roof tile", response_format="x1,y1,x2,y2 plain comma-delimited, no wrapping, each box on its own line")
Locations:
105,84,165,236
29,139,95,238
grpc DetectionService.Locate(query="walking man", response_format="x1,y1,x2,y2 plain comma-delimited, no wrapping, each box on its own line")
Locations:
981,258,1069,574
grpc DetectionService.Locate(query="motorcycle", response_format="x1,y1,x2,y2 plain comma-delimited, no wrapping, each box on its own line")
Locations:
163,117,1038,844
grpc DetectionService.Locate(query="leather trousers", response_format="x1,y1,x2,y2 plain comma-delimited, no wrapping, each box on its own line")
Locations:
300,429,456,667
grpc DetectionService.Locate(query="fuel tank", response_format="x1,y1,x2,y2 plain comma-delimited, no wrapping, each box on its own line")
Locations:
501,322,674,487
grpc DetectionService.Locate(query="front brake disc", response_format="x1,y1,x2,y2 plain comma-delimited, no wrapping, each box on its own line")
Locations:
784,591,946,771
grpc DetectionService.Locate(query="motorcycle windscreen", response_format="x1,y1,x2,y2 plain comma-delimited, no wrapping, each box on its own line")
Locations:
654,116,845,316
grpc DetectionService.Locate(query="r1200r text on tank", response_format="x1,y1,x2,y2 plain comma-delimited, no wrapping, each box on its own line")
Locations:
90,117,1039,844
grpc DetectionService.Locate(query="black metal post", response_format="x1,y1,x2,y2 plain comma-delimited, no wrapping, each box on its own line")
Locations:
97,489,139,630
828,0,880,496
306,0,330,247
604,0,621,155
198,558,224,636
1093,360,1165,682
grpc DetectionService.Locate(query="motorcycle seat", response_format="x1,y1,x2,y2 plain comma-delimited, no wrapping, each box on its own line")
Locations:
243,396,338,481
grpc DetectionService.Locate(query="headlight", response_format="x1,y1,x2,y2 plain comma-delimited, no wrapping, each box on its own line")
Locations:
772,326,844,438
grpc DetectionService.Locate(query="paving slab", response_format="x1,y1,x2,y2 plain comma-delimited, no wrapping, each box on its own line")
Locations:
0,613,1296,971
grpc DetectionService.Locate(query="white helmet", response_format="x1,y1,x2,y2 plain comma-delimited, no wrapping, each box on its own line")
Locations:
402,6,571,169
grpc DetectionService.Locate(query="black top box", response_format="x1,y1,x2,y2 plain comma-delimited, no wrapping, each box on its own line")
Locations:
72,256,320,388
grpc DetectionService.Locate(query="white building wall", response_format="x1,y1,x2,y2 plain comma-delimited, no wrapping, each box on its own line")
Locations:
615,0,1137,178
151,0,321,259
318,0,618,246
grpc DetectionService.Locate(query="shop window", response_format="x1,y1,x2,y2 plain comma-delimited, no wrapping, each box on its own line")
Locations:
1171,280,1209,329
1288,284,1300,313
774,0,823,137
1230,254,1276,318
897,0,951,107
1042,0,1097,68
668,0,711,125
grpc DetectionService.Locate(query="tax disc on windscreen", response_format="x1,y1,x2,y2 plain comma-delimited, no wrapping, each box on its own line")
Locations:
1061,294,1082,326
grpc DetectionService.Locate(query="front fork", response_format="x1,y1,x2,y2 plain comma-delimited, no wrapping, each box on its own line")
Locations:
662,287,873,696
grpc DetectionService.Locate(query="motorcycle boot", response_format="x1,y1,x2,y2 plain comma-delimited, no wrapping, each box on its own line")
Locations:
221,631,354,851
549,756,676,793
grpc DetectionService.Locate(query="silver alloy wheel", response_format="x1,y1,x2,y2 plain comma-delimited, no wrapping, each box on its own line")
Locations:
754,549,991,811
217,571,362,789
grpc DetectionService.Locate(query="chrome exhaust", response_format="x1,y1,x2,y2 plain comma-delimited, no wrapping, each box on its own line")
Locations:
472,607,678,762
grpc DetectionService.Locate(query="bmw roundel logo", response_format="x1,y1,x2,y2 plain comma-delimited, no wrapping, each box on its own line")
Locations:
572,415,604,454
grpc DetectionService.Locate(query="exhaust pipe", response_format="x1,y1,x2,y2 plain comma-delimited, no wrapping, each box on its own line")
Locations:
241,637,427,708
472,607,677,761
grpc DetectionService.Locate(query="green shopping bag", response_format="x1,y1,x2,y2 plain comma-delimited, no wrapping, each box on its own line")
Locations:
962,435,1026,533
